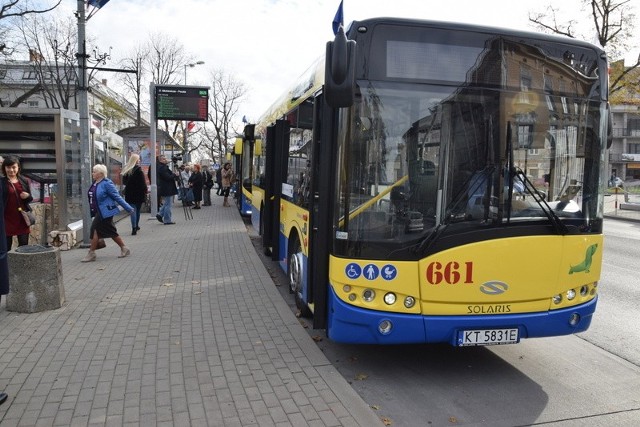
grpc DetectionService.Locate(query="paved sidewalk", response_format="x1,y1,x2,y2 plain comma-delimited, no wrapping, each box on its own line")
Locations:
0,196,382,426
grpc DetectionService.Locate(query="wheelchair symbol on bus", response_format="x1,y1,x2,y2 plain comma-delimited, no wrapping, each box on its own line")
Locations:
345,263,361,279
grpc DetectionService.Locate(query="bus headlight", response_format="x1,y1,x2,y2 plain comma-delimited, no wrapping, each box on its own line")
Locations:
580,285,589,296
404,296,416,308
383,293,396,305
566,289,576,301
343,285,351,293
552,294,562,305
362,289,375,302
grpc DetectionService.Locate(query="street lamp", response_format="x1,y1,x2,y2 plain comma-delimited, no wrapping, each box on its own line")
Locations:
184,60,205,84
183,61,204,163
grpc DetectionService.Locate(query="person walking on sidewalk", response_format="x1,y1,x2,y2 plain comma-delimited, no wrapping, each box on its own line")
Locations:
156,155,178,225
221,161,234,207
1,155,33,250
82,164,134,262
122,153,147,235
215,165,222,196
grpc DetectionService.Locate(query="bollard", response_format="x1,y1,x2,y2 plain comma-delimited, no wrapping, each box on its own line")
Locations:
6,245,65,313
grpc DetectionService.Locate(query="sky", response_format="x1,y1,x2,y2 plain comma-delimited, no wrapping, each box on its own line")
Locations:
56,0,640,129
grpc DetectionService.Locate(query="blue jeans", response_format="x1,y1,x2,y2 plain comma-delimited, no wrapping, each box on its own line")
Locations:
130,203,142,229
159,196,173,223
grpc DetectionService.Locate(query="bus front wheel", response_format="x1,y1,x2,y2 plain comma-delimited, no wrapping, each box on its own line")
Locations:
288,236,312,318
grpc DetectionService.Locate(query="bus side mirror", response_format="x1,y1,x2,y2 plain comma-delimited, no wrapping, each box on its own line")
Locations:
324,26,356,108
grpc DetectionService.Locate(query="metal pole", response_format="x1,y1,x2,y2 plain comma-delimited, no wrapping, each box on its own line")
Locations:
76,0,91,246
184,65,189,164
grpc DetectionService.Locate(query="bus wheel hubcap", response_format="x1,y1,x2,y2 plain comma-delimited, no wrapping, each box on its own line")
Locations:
289,251,303,294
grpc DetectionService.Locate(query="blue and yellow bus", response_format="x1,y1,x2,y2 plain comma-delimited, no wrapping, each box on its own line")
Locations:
249,18,610,345
231,136,253,216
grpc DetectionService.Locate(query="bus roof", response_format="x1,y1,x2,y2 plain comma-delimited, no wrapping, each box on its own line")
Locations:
256,17,606,131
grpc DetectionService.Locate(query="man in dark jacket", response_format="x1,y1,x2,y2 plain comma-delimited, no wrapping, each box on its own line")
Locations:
156,155,178,225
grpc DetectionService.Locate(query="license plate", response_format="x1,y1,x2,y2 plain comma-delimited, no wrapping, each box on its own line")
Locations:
458,328,519,346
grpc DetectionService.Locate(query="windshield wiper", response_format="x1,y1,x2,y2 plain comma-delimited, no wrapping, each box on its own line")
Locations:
514,169,569,235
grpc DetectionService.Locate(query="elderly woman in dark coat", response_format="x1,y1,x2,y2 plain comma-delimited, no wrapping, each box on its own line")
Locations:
188,163,204,209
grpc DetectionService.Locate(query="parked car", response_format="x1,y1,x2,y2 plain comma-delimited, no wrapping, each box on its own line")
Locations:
611,177,624,188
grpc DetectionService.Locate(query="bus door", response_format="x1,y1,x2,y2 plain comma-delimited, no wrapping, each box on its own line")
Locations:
263,119,290,261
308,94,338,329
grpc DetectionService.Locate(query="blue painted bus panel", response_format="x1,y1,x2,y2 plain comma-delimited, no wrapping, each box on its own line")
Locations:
327,287,597,345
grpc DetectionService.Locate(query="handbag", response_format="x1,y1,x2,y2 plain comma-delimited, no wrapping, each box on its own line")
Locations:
10,181,36,226
20,209,36,226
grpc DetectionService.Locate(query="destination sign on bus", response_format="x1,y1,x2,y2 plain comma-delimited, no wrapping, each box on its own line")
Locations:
155,86,209,121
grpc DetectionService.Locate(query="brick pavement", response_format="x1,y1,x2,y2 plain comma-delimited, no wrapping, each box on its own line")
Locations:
0,195,382,426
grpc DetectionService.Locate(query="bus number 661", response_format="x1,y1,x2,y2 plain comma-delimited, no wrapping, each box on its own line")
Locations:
426,262,474,285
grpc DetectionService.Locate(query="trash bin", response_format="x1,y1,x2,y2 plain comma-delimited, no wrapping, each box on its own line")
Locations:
6,245,65,313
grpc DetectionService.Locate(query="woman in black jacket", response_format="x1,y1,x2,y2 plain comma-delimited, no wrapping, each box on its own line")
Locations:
122,154,147,235
188,164,204,209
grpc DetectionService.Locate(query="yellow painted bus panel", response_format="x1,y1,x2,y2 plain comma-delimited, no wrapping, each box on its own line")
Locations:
328,234,601,316
280,200,310,255
252,187,265,212
330,256,423,314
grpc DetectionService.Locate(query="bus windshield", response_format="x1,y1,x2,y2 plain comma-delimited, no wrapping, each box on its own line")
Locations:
334,72,605,260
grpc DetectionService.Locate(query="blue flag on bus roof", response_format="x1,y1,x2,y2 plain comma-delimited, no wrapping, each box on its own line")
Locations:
332,0,344,35
87,0,111,9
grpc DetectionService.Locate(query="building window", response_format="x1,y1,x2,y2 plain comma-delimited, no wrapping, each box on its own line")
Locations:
22,70,37,79
27,100,39,108
0,69,6,79
628,118,640,137
518,124,533,148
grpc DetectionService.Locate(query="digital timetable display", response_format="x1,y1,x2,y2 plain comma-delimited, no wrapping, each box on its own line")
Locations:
155,86,209,121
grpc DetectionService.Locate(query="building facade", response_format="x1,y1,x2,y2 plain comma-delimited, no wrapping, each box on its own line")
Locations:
609,103,640,181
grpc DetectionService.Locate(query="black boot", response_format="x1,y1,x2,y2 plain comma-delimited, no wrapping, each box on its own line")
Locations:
132,228,137,235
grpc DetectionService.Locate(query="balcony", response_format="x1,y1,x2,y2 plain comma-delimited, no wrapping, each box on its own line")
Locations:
612,128,640,138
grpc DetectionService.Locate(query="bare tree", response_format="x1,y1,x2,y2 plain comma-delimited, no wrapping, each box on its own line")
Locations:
202,69,246,163
10,13,81,108
143,32,192,139
118,45,149,126
0,0,61,55
529,0,639,95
